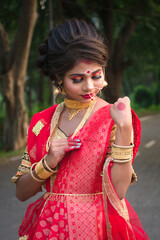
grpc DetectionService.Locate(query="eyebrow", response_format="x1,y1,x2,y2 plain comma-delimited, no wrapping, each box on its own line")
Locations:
69,69,102,77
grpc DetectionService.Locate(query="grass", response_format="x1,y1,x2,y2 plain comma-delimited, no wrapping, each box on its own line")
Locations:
132,105,160,117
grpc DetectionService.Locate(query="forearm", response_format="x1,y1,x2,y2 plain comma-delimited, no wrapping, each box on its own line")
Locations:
110,125,133,200
16,172,43,202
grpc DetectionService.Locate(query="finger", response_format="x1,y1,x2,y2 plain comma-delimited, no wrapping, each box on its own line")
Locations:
67,138,81,146
67,138,81,142
51,139,68,147
64,145,81,153
68,142,82,147
117,97,123,102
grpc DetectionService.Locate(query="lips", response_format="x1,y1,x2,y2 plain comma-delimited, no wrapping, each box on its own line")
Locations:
81,93,94,99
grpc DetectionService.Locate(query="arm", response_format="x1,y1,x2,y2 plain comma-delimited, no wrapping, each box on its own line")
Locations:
15,138,81,202
110,97,134,200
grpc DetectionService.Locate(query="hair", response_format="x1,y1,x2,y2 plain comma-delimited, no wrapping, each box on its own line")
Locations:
37,18,109,89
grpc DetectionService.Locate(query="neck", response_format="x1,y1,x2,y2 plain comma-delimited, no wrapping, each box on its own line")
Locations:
64,98,94,109
64,98,96,120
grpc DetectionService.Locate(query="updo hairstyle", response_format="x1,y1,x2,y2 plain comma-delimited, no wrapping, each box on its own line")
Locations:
37,18,109,90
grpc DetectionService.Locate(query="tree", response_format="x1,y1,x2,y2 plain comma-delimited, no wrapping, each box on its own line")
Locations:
0,0,38,150
58,0,160,102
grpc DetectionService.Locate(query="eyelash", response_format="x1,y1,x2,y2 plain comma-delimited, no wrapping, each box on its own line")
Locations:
72,75,102,83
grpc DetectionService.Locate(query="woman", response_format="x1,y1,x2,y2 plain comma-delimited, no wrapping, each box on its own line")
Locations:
12,19,149,240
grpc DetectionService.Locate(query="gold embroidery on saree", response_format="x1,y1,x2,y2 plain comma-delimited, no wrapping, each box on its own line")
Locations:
32,120,44,136
19,235,29,240
103,157,136,240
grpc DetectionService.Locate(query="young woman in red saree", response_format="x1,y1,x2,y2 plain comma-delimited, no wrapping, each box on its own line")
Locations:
12,19,149,240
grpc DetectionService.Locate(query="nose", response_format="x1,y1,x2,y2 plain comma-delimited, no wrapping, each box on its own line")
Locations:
82,78,94,92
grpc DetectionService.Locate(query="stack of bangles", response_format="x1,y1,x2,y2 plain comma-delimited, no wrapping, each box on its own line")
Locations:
30,156,58,182
112,143,134,163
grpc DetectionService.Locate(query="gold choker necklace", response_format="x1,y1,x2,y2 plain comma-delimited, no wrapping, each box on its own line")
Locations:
64,98,94,120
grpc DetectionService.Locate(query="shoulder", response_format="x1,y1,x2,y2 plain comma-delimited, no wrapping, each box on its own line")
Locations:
32,104,58,121
91,97,111,116
28,104,58,135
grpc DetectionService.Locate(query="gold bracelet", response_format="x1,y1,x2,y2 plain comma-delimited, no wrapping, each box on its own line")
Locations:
43,156,58,173
35,160,53,180
30,163,45,182
112,157,132,163
112,143,134,149
112,145,133,160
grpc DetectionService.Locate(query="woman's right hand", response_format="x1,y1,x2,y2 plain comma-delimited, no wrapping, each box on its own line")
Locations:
46,138,81,169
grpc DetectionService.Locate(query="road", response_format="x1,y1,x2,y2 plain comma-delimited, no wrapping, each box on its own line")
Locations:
0,114,160,239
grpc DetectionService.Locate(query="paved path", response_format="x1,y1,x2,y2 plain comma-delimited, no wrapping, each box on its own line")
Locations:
0,114,160,239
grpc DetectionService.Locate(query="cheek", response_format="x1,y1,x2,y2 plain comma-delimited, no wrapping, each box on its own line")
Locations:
94,78,104,89
65,83,80,94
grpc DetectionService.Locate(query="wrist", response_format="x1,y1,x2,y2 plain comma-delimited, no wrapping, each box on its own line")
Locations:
45,155,58,170
116,122,132,130
115,124,132,146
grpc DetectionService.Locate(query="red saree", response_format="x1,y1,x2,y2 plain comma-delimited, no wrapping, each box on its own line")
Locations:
19,104,149,240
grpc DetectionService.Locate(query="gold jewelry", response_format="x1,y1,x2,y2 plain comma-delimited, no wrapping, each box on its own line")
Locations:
131,171,137,184
112,143,134,149
43,155,58,173
64,98,92,120
61,88,66,94
35,159,53,180
71,99,96,138
58,80,66,94
112,148,133,160
30,163,45,182
112,143,134,160
103,81,108,87
112,158,132,163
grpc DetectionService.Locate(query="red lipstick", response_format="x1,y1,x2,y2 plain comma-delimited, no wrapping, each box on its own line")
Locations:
81,93,94,99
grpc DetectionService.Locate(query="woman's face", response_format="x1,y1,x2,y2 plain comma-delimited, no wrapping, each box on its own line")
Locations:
63,60,105,102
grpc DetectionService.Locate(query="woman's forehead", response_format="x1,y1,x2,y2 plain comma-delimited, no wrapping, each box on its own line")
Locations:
67,60,103,74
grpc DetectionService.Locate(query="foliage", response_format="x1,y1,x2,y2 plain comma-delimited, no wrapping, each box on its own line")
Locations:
0,0,160,152
133,85,153,108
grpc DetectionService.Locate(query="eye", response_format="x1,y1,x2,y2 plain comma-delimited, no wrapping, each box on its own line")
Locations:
92,72,102,80
92,75,101,80
71,76,84,83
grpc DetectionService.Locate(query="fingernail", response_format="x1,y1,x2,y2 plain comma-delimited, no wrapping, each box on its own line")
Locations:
75,145,81,148
75,139,80,142
77,143,81,145
71,146,75,149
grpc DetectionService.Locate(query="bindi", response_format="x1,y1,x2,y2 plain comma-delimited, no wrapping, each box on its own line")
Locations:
117,102,126,111
84,69,92,75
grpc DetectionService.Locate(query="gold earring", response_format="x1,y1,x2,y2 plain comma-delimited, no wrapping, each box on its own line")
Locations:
61,88,66,94
58,80,66,95
103,81,108,87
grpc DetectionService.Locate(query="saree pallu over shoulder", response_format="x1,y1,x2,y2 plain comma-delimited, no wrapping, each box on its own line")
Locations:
102,111,149,240
19,104,149,239
27,104,58,164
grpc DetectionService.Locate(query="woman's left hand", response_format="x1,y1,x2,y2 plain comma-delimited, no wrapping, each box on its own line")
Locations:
110,96,132,128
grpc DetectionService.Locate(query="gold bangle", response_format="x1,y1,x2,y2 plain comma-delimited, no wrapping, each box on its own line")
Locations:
112,146,133,160
112,143,134,149
43,156,58,173
112,158,132,163
35,160,53,180
30,163,45,182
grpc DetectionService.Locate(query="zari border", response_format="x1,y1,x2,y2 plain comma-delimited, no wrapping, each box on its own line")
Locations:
102,157,136,240
19,235,29,240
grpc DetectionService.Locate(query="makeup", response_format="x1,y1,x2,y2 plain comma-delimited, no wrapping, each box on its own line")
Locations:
117,102,126,111
81,93,94,99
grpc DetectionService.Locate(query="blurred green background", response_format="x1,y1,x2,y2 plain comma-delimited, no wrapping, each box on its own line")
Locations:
0,0,160,158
